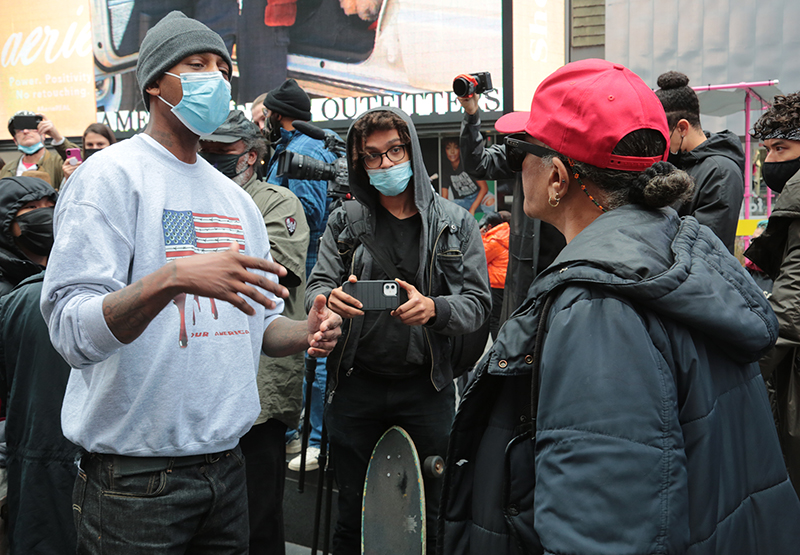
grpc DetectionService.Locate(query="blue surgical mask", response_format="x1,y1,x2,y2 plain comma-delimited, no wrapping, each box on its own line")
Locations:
17,142,44,155
366,161,413,196
158,71,231,136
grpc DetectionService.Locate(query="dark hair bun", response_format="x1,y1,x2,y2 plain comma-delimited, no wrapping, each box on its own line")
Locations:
631,161,695,208
656,71,690,90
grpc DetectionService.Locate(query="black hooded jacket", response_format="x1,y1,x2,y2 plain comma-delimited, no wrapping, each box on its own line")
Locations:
674,130,745,253
306,107,491,393
0,176,56,295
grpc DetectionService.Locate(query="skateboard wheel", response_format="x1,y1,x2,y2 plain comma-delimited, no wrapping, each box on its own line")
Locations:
423,455,444,479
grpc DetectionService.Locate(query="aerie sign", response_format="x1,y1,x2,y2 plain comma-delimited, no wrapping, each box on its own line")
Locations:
1,5,91,67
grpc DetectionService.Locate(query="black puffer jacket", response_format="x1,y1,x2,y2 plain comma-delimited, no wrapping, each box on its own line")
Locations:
674,130,745,253
440,206,800,555
0,176,56,295
306,107,491,394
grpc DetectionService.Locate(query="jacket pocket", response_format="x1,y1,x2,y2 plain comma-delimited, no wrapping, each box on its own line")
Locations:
435,249,464,295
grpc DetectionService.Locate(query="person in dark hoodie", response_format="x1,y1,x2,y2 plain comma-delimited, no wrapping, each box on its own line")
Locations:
0,176,74,554
0,176,57,295
439,59,800,555
306,107,491,554
744,91,800,499
655,71,745,253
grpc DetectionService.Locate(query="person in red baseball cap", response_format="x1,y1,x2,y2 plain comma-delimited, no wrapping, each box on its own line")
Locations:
438,59,800,555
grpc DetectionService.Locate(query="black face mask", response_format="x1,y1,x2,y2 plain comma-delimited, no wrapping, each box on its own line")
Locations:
200,151,248,179
83,148,102,160
14,206,54,257
265,114,282,144
762,156,800,193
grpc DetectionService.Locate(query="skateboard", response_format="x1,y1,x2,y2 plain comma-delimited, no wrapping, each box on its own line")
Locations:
361,426,444,555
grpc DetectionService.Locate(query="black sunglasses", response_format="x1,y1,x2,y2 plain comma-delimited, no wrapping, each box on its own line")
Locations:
504,133,560,172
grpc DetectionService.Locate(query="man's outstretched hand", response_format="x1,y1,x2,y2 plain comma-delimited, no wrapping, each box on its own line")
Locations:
307,294,343,357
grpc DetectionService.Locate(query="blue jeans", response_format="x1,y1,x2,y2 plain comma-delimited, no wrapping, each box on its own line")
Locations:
73,446,248,554
325,372,455,555
287,355,326,449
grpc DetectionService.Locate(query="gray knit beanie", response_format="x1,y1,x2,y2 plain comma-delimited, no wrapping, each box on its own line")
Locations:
264,79,312,121
136,11,232,111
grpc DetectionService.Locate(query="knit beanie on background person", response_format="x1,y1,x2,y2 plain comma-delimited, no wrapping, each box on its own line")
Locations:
264,79,312,121
136,11,233,111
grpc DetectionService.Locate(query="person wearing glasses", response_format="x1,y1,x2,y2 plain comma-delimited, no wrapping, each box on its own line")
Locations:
307,107,491,555
438,59,800,555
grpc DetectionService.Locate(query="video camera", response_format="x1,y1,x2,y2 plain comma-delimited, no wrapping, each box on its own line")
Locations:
275,121,350,200
453,72,493,98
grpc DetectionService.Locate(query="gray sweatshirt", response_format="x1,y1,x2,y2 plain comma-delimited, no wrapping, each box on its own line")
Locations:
41,134,284,457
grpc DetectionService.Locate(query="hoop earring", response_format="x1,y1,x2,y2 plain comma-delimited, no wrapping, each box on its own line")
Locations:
549,192,560,208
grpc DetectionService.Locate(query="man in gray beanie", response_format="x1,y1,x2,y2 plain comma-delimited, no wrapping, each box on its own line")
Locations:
262,78,339,473
41,13,342,554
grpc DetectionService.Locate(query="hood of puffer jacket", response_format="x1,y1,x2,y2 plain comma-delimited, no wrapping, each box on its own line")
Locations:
345,107,435,216
0,176,57,291
518,206,777,363
679,130,745,172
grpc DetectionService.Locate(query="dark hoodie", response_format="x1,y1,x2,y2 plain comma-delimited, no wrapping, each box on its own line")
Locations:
440,206,800,555
674,130,745,253
306,107,491,392
0,176,56,295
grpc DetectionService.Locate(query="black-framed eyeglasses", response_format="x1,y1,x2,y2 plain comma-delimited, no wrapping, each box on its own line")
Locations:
504,133,560,172
361,144,408,169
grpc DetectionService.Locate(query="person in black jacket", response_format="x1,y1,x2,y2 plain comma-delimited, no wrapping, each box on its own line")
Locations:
457,95,565,323
439,58,800,555
307,107,490,555
1,272,79,554
655,71,745,253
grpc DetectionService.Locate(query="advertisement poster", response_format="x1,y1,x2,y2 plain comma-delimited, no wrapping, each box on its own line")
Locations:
0,1,95,138
91,0,506,132
512,0,565,112
438,135,498,220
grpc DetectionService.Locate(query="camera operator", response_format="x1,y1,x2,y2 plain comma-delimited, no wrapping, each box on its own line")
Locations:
263,78,339,472
457,93,566,322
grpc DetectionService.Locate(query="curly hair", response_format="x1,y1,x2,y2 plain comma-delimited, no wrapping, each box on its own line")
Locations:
752,92,800,140
654,71,701,129
349,110,411,169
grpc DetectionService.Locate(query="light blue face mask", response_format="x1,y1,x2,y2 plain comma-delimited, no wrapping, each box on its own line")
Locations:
158,71,231,136
17,142,44,155
366,161,413,196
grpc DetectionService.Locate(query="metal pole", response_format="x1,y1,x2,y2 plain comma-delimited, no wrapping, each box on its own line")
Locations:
745,90,752,221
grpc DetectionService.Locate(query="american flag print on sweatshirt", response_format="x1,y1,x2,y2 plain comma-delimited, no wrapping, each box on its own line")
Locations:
162,209,246,259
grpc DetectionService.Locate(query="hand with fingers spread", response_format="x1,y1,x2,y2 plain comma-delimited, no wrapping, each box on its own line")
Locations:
391,279,436,326
327,274,365,319
172,242,289,315
306,294,343,357
102,242,288,344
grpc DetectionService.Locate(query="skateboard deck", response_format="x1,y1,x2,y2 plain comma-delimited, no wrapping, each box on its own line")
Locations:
362,426,425,555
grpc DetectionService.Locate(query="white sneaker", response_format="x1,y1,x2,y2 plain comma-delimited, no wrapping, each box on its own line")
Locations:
286,436,303,455
288,447,320,471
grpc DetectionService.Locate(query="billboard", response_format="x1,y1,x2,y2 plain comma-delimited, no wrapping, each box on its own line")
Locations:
1,1,568,138
0,1,96,138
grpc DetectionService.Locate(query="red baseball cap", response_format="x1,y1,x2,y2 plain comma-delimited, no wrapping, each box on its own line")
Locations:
496,59,669,172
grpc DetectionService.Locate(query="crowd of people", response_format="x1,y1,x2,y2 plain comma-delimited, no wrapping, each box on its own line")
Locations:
1,9,800,555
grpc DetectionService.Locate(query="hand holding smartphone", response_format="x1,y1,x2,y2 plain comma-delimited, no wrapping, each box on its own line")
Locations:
342,280,408,311
66,148,82,165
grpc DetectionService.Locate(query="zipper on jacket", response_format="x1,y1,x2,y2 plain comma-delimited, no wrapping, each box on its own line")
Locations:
328,243,359,404
425,223,449,391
